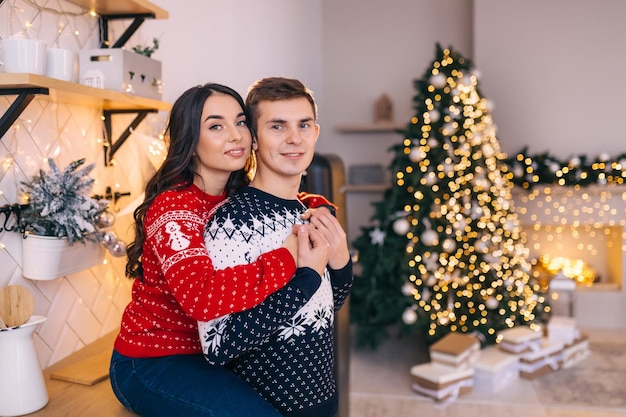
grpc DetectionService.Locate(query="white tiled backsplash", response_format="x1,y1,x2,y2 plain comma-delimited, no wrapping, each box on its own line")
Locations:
1,0,165,367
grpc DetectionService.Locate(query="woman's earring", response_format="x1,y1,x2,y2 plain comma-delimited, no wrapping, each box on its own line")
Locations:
245,149,257,182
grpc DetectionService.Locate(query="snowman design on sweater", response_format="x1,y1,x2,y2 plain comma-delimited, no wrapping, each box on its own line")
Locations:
198,186,353,416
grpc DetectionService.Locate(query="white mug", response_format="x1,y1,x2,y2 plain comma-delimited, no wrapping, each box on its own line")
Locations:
0,38,47,74
46,47,76,81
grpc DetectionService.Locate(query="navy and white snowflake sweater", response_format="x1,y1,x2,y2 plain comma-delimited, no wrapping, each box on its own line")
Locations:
198,186,353,417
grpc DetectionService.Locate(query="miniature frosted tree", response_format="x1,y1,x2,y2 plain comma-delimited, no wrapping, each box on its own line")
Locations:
20,158,108,245
350,44,549,348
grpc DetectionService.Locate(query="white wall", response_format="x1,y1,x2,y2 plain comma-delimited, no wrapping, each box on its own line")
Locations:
139,0,324,106
474,0,626,328
474,0,626,159
319,0,473,242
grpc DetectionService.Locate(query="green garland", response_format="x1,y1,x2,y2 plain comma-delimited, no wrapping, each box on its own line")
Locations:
504,147,626,188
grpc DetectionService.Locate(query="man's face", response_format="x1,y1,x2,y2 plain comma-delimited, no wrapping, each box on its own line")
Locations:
253,97,319,181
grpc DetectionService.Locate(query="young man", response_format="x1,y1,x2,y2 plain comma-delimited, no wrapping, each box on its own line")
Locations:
198,77,353,417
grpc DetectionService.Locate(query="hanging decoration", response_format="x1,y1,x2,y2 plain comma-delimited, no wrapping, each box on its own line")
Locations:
504,147,626,188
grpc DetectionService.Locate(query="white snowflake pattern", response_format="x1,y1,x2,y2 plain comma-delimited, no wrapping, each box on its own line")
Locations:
277,313,307,340
309,308,330,331
202,317,229,353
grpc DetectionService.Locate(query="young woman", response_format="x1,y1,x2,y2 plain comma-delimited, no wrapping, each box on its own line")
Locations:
109,83,330,417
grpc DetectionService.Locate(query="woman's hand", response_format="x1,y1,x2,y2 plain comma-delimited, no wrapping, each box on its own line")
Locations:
281,234,299,263
302,208,350,270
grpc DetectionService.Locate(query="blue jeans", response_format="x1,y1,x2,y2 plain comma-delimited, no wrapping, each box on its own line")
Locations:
110,350,282,417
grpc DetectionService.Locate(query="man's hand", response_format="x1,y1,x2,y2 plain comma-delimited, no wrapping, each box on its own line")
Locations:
293,225,329,277
303,208,350,270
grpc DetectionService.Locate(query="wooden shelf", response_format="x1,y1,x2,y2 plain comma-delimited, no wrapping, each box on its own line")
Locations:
65,0,168,19
342,183,388,193
335,122,404,133
0,73,170,111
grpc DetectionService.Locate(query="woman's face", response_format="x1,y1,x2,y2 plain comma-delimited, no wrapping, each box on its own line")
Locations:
194,93,252,192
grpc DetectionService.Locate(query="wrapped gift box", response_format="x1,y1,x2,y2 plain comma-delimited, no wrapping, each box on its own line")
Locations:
79,48,163,99
547,316,580,346
497,326,542,354
519,338,563,379
410,363,474,403
561,334,590,369
429,332,481,370
473,345,519,392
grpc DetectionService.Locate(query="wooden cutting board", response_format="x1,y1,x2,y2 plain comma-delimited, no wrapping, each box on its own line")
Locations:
0,285,35,327
50,350,111,386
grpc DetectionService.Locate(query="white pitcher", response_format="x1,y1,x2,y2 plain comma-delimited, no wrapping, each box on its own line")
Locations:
0,316,48,416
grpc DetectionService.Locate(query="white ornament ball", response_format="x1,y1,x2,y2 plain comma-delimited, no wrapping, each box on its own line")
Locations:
429,73,447,89
485,296,499,310
441,122,457,136
97,210,116,228
409,147,427,163
428,109,441,123
401,282,415,296
548,162,561,173
110,240,128,257
424,171,437,186
459,74,473,87
442,238,456,253
475,240,489,253
393,218,411,235
421,230,439,246
402,308,418,325
101,231,118,247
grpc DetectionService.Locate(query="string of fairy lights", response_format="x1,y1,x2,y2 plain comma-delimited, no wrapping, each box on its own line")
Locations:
504,136,626,288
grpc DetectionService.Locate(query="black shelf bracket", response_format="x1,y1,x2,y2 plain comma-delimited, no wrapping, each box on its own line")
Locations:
99,13,155,49
103,109,157,166
0,87,49,140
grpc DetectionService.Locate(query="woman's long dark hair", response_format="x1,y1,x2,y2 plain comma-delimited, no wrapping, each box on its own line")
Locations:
125,83,251,279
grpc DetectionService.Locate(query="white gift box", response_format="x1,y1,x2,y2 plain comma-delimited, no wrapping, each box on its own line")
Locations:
547,316,580,346
561,335,590,369
410,363,474,403
497,326,542,354
429,332,481,370
79,48,163,99
473,345,519,392
519,338,563,379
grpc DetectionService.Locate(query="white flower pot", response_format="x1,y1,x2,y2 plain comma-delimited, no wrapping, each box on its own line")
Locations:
0,316,48,416
21,234,106,280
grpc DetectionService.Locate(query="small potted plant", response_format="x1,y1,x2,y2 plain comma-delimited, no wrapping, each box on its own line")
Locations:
132,37,160,58
18,158,109,280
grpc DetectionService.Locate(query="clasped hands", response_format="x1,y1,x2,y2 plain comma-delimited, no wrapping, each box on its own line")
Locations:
282,208,350,277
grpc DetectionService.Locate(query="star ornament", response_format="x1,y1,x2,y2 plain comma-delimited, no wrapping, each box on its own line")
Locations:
369,226,386,246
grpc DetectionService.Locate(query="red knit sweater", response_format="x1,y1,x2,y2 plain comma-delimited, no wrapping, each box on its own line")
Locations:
114,184,297,358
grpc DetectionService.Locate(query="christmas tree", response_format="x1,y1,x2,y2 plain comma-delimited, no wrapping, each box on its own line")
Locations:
350,44,549,349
